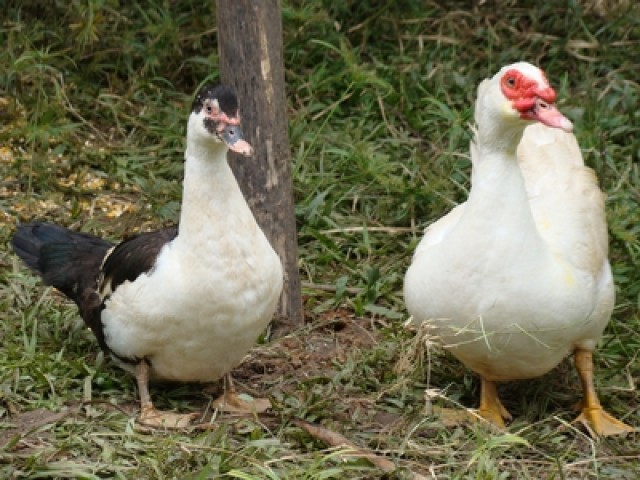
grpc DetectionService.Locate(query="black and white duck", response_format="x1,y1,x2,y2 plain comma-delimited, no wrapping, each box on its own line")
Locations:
12,84,283,428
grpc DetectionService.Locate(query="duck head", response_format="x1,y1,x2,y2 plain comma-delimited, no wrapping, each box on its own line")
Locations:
475,62,573,146
189,83,254,156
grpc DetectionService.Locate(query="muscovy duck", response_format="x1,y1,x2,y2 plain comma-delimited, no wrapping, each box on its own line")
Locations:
12,84,284,428
404,62,634,436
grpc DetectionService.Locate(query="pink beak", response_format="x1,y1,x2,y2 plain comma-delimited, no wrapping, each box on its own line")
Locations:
521,97,573,133
220,124,254,156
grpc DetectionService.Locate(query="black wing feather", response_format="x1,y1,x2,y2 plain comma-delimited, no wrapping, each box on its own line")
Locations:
12,222,113,302
13,222,114,352
12,222,178,357
100,226,178,296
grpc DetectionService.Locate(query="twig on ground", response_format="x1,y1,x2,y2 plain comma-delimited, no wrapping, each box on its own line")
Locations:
302,281,363,294
321,226,417,234
290,416,429,480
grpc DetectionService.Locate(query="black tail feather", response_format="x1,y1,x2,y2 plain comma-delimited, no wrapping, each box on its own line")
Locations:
12,222,113,304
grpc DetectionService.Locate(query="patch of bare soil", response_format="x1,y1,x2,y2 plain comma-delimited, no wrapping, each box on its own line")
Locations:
234,310,381,391
226,311,410,433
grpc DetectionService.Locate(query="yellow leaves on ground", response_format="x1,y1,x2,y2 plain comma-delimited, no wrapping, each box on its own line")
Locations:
0,146,14,164
2,147,141,225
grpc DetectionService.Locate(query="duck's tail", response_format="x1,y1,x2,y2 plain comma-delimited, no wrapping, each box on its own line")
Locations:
12,222,113,305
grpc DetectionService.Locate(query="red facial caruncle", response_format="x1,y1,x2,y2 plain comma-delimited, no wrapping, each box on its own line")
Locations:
500,69,557,114
499,67,572,132
213,112,241,133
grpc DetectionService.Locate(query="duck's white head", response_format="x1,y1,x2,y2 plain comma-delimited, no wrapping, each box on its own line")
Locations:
187,84,253,156
475,62,573,141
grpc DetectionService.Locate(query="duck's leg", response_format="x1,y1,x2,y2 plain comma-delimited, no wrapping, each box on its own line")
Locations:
211,374,271,413
136,360,197,428
476,377,512,427
572,349,634,436
430,377,511,428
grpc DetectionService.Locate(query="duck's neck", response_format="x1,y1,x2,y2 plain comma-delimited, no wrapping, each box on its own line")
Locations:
469,147,527,210
463,129,542,248
178,141,254,241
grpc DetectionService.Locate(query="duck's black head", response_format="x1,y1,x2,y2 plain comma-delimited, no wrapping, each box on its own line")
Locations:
191,84,238,117
190,83,253,156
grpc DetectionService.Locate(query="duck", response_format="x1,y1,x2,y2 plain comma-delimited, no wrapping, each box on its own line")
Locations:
12,83,284,428
403,62,634,436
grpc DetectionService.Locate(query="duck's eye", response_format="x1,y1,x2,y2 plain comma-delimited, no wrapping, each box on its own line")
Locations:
205,104,213,114
506,76,516,87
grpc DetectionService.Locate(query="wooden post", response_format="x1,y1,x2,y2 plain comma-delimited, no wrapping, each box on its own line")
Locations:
216,0,303,332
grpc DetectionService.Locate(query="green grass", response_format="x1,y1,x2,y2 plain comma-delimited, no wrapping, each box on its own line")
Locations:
1,0,639,478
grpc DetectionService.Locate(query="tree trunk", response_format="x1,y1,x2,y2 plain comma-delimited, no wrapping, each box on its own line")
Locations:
216,0,303,333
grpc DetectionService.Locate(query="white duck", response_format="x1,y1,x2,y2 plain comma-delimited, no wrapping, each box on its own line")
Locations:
12,84,284,428
404,62,634,436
